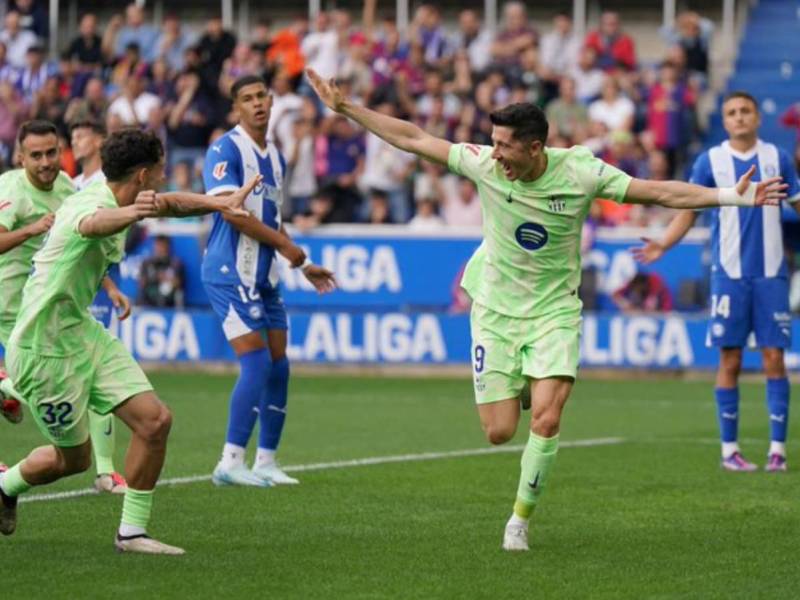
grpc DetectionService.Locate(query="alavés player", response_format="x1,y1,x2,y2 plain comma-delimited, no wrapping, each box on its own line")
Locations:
635,91,800,473
0,128,257,554
305,68,787,552
203,74,336,488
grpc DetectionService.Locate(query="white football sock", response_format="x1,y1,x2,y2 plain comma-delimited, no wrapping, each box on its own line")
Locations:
220,443,246,470
255,449,276,467
769,441,786,457
508,513,529,527
118,523,147,537
721,442,740,458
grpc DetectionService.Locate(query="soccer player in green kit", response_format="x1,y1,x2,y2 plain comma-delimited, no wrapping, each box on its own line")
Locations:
0,128,256,554
0,120,131,492
305,68,787,552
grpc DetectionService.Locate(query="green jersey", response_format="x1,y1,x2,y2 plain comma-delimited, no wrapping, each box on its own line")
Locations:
0,169,74,340
448,143,632,319
9,181,125,357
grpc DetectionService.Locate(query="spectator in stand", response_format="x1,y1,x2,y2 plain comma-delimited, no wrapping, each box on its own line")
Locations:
15,43,56,103
156,14,195,75
0,42,17,86
660,11,712,85
612,272,673,313
166,161,202,194
589,76,635,132
66,13,104,71
539,13,581,100
317,114,364,221
107,71,162,127
410,4,451,68
166,71,213,173
137,235,186,309
64,76,108,124
646,61,696,177
284,99,318,218
1,11,38,68
293,185,338,230
197,16,236,91
107,3,159,63
9,0,48,40
0,80,26,165
415,67,461,122
32,76,68,134
364,189,394,225
267,70,303,149
360,101,416,223
250,19,272,56
584,11,636,72
408,196,445,231
266,18,306,82
569,46,604,104
109,42,146,91
546,76,588,142
441,177,482,227
491,2,537,72
451,9,493,74
780,103,800,151
302,11,339,82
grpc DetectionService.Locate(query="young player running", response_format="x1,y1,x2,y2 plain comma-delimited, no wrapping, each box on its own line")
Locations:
0,128,256,554
305,69,787,552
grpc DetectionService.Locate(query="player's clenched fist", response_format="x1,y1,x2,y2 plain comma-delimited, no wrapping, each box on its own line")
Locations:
133,190,159,219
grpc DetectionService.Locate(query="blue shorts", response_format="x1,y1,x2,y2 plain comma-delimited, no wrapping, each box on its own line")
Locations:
707,276,791,348
204,281,288,340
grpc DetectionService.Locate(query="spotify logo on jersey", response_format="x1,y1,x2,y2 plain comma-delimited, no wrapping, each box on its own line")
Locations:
515,222,549,250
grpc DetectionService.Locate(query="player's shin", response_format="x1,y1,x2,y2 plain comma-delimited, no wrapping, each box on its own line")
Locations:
512,432,560,521
89,411,116,475
257,357,289,464
766,378,789,457
220,349,270,468
715,387,740,457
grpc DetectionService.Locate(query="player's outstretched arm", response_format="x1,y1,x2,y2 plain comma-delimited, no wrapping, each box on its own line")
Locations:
631,210,698,265
624,165,787,209
305,68,451,165
78,197,158,238
0,214,54,253
155,176,260,218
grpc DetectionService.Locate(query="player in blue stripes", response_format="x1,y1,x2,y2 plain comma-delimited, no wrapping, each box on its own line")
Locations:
202,75,336,487
635,91,800,472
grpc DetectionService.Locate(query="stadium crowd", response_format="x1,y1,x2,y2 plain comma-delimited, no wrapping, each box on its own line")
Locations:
0,0,713,230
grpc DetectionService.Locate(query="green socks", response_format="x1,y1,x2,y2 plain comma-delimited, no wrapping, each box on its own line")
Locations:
513,432,560,520
89,411,116,475
0,463,32,496
121,488,154,533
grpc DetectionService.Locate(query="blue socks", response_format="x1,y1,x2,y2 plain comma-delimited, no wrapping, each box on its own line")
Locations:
766,377,789,443
258,358,289,451
226,349,271,447
715,387,739,444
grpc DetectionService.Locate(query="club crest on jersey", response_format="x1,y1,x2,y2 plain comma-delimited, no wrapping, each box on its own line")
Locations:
764,164,778,177
212,161,228,181
515,222,549,250
549,195,566,212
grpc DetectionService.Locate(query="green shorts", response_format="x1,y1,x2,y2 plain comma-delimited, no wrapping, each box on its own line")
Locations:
469,302,581,404
6,329,153,447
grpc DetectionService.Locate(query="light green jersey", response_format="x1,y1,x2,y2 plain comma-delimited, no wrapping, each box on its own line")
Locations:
0,169,74,339
449,143,632,319
9,181,125,357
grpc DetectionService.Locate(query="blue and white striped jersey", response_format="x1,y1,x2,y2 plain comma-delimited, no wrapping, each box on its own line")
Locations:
690,140,800,279
201,125,286,289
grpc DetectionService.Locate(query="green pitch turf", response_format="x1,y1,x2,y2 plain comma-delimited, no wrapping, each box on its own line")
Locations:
1,374,797,599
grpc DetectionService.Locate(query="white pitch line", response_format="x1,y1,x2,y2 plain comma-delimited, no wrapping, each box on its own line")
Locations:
20,437,625,504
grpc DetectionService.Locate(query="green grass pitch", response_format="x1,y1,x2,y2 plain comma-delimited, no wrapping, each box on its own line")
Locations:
1,373,797,599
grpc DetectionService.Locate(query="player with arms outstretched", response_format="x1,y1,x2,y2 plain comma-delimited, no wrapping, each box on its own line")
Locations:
305,69,787,552
203,75,336,488
0,128,257,554
634,91,800,473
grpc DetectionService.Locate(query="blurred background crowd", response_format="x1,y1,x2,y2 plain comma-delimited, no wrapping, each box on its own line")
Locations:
0,0,729,231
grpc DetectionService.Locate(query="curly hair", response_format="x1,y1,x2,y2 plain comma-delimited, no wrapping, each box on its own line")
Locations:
100,128,164,182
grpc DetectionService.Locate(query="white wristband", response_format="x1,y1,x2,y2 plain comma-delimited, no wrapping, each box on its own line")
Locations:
718,183,756,207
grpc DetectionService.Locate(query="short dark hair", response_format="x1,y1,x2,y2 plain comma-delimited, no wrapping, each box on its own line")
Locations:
100,128,164,182
723,90,759,112
231,74,267,99
69,118,106,137
17,120,58,146
489,102,549,144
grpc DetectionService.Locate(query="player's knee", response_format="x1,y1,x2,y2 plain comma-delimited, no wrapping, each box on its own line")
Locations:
719,353,742,377
139,404,173,444
762,349,786,378
484,423,514,445
532,414,561,438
